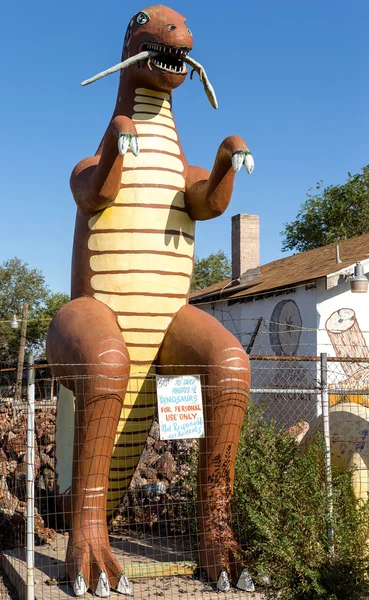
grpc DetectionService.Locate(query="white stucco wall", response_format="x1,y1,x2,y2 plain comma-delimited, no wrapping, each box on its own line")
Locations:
195,286,319,427
316,259,369,387
193,260,369,427
199,285,318,356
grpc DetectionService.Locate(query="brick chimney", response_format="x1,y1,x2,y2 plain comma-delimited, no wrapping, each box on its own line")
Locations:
232,214,260,284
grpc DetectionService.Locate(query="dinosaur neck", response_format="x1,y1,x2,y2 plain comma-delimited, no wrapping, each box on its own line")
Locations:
113,71,174,119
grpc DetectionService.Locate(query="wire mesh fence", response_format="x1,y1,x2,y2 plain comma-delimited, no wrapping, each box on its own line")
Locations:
1,354,369,599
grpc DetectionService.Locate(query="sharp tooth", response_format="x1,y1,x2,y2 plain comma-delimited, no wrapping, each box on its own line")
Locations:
169,48,172,53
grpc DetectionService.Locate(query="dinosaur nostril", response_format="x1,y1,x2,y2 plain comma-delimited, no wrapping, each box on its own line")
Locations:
167,24,176,31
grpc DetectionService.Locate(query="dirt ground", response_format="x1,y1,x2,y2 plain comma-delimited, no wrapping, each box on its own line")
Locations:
0,567,18,600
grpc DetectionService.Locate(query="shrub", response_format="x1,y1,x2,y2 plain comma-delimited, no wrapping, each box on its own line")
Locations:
232,402,369,600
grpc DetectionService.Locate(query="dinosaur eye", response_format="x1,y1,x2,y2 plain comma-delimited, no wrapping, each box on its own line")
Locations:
168,24,176,31
136,11,149,25
187,27,192,36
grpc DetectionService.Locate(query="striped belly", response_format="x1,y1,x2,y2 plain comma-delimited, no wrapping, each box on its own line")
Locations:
88,88,194,513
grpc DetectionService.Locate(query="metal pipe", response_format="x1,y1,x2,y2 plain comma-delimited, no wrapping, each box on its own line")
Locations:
320,352,334,553
15,303,28,402
26,352,35,600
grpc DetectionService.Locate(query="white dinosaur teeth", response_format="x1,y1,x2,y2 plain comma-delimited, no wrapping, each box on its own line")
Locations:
217,570,231,592
116,574,132,596
95,572,110,598
130,136,139,157
232,151,244,173
73,573,87,596
118,135,129,156
244,153,254,174
237,568,255,592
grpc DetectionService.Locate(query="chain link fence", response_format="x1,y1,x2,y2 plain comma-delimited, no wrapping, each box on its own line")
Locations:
1,352,369,599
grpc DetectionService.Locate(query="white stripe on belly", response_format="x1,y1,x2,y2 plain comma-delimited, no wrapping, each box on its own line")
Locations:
123,152,184,172
135,123,178,141
138,137,180,154
125,346,161,363
134,95,170,108
121,169,185,187
114,187,185,207
91,272,190,294
90,253,193,274
88,231,194,253
94,293,187,314
133,113,175,128
123,331,165,345
89,206,194,233
135,88,170,100
117,315,172,330
134,104,172,118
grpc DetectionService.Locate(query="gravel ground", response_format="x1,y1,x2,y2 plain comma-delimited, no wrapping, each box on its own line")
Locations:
0,567,18,600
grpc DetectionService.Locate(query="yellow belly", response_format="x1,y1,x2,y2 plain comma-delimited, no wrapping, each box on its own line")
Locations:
88,88,195,513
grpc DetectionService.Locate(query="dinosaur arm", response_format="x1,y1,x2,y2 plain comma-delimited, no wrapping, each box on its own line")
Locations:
184,135,248,221
70,115,137,214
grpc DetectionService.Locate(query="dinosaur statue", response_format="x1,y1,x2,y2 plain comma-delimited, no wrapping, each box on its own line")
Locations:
47,5,254,597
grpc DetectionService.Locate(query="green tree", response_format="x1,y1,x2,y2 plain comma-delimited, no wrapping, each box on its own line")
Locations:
0,258,69,361
281,165,369,253
191,250,231,292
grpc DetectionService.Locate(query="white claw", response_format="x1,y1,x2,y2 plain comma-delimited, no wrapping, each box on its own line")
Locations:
244,153,254,174
237,568,255,592
116,573,132,596
118,134,130,156
73,573,87,597
217,570,231,592
130,135,140,157
232,151,244,173
95,571,110,598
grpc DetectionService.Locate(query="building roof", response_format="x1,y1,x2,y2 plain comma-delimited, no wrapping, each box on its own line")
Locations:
190,233,369,303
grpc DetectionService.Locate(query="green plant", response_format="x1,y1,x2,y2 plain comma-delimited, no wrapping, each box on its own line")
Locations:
232,402,369,599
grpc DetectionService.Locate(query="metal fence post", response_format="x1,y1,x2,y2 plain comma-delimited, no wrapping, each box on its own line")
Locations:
26,352,35,600
320,352,334,553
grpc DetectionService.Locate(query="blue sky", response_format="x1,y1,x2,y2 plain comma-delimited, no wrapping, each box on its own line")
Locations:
1,0,368,295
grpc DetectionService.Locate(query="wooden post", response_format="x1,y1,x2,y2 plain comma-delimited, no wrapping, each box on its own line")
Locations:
14,303,28,402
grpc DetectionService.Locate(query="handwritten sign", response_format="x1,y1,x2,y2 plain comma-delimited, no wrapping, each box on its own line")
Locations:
156,375,204,440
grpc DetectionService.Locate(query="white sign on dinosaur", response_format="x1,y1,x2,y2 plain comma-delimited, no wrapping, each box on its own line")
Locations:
156,375,204,440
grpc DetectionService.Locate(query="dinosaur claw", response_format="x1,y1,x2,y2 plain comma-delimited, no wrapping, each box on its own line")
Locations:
118,133,130,156
95,571,110,597
244,152,254,174
232,150,254,174
217,570,231,592
232,151,244,173
116,573,132,596
130,135,140,157
236,568,255,592
73,573,87,597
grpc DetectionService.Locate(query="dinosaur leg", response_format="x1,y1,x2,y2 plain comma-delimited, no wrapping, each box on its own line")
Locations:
47,297,132,597
157,305,252,591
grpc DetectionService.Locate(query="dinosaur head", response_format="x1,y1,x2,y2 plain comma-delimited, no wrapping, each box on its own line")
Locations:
81,4,218,109
122,5,193,91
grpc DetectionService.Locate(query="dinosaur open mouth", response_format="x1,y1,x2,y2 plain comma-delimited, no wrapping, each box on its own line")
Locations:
142,43,189,74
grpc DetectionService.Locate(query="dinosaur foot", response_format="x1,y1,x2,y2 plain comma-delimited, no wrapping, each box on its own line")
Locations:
200,526,255,593
66,528,132,597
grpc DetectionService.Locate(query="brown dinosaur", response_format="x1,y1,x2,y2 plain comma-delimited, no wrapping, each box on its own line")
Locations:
47,5,254,596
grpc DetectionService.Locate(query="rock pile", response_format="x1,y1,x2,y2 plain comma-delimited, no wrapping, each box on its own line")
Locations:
0,403,57,551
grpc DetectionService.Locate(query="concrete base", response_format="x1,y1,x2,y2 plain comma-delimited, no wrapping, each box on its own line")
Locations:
2,533,264,600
